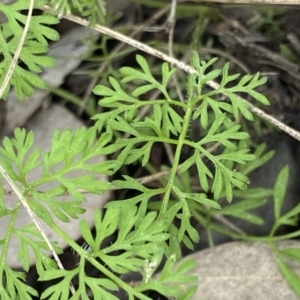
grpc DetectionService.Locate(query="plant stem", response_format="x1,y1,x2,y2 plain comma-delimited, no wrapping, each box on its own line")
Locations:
0,205,20,274
159,104,193,216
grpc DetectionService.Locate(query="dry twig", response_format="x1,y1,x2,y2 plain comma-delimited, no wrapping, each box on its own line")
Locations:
41,5,300,142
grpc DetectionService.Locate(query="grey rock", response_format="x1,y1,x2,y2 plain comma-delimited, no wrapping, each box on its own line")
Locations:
185,240,300,300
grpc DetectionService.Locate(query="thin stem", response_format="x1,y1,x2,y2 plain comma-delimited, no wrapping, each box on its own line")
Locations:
167,0,184,103
0,205,20,273
205,218,300,242
159,103,193,216
0,165,75,295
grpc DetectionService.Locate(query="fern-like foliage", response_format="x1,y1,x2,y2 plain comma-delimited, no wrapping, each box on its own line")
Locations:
91,53,268,258
1,0,300,297
0,0,59,100
0,47,272,298
0,0,107,101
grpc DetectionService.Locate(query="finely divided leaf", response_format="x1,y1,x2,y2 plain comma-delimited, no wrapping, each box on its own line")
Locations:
0,0,59,100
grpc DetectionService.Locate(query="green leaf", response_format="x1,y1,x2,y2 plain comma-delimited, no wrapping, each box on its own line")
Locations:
240,144,274,175
280,203,300,224
248,89,270,105
136,55,152,75
205,113,226,137
185,193,221,209
81,277,119,300
161,62,177,87
132,84,155,97
120,55,172,100
112,175,151,192
277,258,300,297
108,117,140,136
273,165,289,220
94,77,137,105
233,187,273,199
138,255,197,298
280,248,300,263
88,204,170,274
40,269,77,300
219,63,240,87
167,106,184,135
217,149,255,163
4,267,38,300
199,101,208,129
214,197,265,225
200,69,221,85
94,208,120,249
195,154,213,192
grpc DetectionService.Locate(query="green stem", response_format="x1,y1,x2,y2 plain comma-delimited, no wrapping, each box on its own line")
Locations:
193,210,300,243
269,221,279,237
0,204,21,274
159,104,193,216
47,85,95,117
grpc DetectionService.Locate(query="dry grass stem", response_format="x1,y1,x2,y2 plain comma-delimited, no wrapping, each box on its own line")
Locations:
41,5,300,142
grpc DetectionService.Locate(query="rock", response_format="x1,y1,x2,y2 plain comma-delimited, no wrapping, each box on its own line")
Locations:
184,241,300,300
